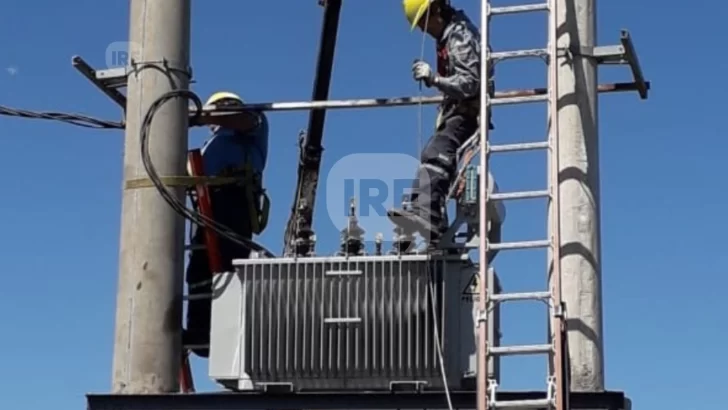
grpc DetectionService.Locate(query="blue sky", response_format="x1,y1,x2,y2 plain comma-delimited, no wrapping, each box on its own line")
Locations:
0,0,725,409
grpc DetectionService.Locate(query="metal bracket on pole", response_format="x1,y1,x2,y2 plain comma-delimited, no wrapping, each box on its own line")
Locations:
573,30,649,99
74,55,244,128
72,56,127,109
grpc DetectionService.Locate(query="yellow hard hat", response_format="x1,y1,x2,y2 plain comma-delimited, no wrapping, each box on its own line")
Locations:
205,91,243,107
403,0,434,31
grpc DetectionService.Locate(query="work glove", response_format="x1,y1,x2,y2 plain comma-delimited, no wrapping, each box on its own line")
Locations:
412,60,436,87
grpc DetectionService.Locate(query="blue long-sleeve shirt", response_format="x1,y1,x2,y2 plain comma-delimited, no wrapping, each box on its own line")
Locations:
200,112,269,177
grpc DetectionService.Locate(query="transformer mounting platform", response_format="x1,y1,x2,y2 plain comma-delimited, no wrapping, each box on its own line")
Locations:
87,389,629,410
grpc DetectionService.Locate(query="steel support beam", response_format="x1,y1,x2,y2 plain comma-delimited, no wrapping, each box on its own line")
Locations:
87,390,628,410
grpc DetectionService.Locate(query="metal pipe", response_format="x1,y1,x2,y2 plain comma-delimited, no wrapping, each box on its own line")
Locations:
547,0,566,407
193,82,645,113
477,2,491,410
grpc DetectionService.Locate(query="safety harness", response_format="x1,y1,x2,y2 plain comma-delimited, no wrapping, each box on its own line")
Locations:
197,153,270,236
435,21,494,199
434,30,494,125
219,158,270,235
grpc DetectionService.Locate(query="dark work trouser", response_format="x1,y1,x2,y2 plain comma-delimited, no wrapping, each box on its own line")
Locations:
185,185,252,358
409,106,478,239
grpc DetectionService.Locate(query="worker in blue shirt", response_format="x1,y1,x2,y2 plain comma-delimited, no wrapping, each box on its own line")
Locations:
184,91,269,358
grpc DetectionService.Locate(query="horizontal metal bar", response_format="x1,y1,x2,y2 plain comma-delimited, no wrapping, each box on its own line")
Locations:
87,390,629,410
489,141,549,153
490,190,549,201
95,66,128,89
490,3,549,15
494,94,547,105
183,293,212,301
323,317,362,325
193,81,644,113
182,344,209,349
492,48,548,61
590,45,627,64
490,344,552,356
494,398,554,409
325,269,362,276
489,239,550,251
490,291,551,302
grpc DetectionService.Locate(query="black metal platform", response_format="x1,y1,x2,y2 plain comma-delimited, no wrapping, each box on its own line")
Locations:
87,390,628,410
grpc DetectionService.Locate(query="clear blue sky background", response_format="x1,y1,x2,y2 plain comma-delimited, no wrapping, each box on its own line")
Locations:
0,0,725,409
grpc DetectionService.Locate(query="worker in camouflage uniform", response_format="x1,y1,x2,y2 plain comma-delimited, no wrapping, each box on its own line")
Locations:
389,0,491,249
184,91,269,358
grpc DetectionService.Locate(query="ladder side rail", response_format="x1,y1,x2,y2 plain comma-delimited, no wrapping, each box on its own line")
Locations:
178,149,226,393
179,351,195,393
546,0,566,408
187,149,224,273
477,1,492,410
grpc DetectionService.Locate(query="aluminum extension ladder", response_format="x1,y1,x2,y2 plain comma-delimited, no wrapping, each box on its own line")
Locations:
177,148,226,393
476,1,568,410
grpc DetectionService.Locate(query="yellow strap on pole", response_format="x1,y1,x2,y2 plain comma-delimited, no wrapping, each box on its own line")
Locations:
124,175,242,190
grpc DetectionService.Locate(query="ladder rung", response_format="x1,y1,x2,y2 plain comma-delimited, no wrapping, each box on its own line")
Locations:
490,291,551,302
490,190,549,201
490,3,549,15
492,94,547,106
183,293,213,301
183,344,210,349
489,239,550,251
493,398,553,409
490,344,552,356
489,141,549,153
492,48,548,61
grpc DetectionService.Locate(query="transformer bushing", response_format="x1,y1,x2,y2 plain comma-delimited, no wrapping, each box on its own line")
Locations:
374,233,383,255
338,198,365,256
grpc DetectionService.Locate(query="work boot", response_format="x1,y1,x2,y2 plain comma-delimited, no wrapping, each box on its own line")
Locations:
387,208,442,245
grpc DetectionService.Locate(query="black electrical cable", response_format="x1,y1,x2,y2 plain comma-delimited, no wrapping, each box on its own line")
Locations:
139,89,275,258
0,105,123,129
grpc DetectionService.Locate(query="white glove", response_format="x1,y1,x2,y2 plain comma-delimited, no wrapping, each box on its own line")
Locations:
412,60,435,85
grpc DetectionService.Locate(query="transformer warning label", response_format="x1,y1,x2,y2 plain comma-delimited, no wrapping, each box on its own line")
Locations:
461,272,479,302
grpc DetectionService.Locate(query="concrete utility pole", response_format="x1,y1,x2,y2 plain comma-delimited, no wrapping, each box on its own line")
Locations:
552,0,604,391
111,0,191,394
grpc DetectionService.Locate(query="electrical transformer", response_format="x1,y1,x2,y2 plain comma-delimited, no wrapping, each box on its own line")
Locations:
209,255,501,391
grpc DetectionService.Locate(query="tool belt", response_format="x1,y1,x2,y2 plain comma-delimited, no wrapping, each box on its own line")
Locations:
215,163,270,235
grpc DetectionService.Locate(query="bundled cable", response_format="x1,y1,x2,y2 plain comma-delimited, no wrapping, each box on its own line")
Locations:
139,89,275,258
0,105,123,129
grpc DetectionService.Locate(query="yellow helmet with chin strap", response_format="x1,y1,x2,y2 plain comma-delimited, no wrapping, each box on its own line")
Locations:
205,91,243,107
403,0,435,31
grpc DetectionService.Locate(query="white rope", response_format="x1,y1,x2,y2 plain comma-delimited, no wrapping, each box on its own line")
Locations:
417,4,454,410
